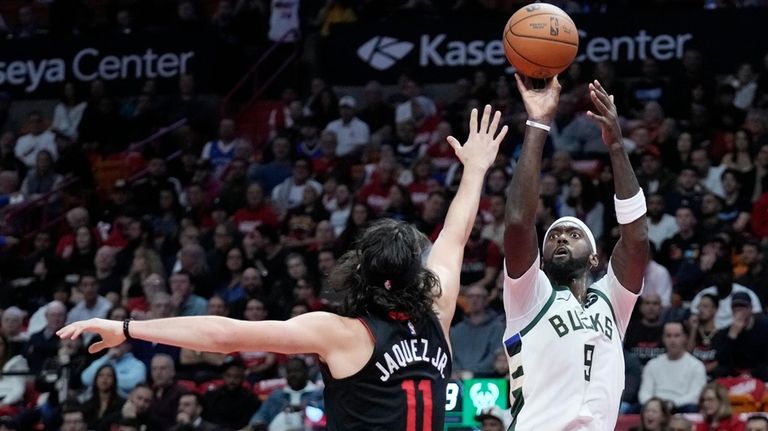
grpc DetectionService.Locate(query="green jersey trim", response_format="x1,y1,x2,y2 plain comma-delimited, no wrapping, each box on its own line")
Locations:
520,288,556,337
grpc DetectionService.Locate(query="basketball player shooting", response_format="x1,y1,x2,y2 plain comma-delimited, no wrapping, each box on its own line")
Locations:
503,76,648,430
57,106,508,431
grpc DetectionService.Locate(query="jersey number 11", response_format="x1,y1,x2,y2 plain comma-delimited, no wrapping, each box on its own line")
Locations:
401,380,433,431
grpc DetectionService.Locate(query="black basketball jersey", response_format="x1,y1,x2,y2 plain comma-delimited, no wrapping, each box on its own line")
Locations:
320,312,451,431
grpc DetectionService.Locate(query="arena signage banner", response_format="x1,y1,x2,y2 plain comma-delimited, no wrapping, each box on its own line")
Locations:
0,32,215,97
323,8,766,84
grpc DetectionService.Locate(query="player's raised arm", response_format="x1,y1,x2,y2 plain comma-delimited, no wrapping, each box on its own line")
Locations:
427,105,508,333
504,75,561,278
586,80,648,293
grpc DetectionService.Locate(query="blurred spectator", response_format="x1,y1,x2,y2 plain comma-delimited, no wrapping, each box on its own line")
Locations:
699,193,727,238
481,194,505,250
734,240,768,306
687,293,721,375
473,406,511,431
460,217,502,290
201,118,241,179
746,416,768,431
0,334,28,414
202,357,259,429
358,81,394,136
24,300,66,373
64,227,98,275
67,273,112,341
692,148,726,198
721,130,754,174
15,111,58,169
234,183,280,234
695,382,744,431
81,364,125,429
643,243,673,308
170,270,207,316
0,307,27,355
12,6,44,39
81,341,146,397
132,157,182,215
147,354,187,430
659,206,702,279
669,415,693,431
560,173,604,240
634,397,671,431
324,96,371,159
450,285,504,378
61,405,88,431
97,383,158,431
720,169,752,232
249,357,323,429
625,293,665,365
358,158,398,216
664,167,704,215
169,392,217,431
94,246,121,301
51,83,87,141
689,262,762,329
20,150,63,199
249,136,293,194
215,247,247,305
712,291,768,379
271,157,323,215
639,322,706,412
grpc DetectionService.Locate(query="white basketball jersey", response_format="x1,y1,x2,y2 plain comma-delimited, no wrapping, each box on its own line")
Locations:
502,256,639,430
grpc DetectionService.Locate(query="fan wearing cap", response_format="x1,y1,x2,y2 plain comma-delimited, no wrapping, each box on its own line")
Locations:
323,95,371,159
711,291,768,380
474,406,512,431
502,76,649,430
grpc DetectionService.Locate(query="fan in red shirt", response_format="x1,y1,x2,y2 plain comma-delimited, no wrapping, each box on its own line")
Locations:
358,158,397,216
233,183,279,234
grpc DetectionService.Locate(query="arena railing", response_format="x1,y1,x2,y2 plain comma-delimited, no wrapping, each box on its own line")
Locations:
219,29,301,124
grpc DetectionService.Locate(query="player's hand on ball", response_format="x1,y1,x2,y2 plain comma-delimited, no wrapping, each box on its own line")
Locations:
586,80,622,148
447,104,508,173
57,318,125,354
513,74,561,124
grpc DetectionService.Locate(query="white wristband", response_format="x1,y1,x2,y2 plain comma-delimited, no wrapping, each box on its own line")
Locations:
525,120,551,132
614,189,647,225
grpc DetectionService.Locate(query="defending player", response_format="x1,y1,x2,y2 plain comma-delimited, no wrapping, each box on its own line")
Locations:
503,76,648,430
57,105,508,431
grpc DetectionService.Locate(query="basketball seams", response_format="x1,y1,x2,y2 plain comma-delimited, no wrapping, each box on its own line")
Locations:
505,41,571,70
505,29,578,47
506,12,576,28
503,33,576,68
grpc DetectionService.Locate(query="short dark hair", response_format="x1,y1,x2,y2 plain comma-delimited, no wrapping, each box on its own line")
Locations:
664,320,688,336
700,293,720,309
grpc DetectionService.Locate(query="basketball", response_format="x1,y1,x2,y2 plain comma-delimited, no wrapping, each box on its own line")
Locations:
503,3,579,79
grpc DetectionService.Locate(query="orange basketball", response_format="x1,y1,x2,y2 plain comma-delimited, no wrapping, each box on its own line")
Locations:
503,3,579,79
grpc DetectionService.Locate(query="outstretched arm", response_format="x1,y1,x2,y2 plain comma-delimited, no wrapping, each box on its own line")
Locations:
57,312,362,361
586,80,648,293
504,75,561,278
428,105,508,333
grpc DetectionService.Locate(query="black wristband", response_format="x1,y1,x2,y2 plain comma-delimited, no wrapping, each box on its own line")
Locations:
123,318,134,340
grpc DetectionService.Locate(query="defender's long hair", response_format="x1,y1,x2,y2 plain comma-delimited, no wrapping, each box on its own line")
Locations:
330,219,440,324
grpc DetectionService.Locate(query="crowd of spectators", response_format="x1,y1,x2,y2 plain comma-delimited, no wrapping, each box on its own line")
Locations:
0,0,767,430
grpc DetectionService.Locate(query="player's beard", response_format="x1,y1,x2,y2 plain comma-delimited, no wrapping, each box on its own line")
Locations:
543,253,591,286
